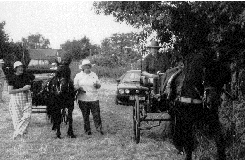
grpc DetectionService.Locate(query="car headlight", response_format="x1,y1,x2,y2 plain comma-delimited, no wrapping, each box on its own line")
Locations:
125,89,130,94
135,90,140,93
119,89,125,94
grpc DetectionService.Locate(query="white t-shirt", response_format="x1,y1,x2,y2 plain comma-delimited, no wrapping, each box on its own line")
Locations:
74,71,100,101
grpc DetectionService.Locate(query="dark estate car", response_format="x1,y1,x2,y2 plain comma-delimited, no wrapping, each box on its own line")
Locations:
115,70,149,105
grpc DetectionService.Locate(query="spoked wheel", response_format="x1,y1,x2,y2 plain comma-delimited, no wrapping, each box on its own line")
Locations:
171,113,177,138
133,95,140,143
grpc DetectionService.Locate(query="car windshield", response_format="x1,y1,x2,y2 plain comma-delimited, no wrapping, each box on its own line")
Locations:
122,72,140,83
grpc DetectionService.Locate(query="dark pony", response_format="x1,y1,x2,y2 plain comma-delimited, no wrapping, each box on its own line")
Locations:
166,53,231,160
38,60,76,138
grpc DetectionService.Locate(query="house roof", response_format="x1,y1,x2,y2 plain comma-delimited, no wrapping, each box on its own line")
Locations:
28,49,65,60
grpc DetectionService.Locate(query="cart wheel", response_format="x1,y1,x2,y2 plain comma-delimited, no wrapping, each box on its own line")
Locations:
170,111,177,139
133,95,140,143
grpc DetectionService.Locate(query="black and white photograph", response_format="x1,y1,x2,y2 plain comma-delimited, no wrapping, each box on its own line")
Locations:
0,1,245,160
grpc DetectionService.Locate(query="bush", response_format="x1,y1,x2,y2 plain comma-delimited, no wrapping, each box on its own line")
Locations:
221,98,245,160
92,65,130,79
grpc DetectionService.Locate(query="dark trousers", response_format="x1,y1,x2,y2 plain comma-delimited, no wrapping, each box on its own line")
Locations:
78,100,102,133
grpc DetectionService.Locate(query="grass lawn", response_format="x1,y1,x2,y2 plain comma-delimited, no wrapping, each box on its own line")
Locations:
0,79,223,160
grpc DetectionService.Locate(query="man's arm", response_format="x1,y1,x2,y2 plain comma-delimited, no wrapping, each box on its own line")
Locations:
141,71,158,78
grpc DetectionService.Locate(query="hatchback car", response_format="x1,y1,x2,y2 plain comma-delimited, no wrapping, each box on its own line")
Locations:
115,70,148,105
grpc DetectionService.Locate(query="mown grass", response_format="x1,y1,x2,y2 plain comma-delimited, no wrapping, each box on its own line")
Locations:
0,80,183,160
1,78,244,160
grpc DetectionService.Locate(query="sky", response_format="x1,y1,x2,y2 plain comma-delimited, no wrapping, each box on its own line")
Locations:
0,1,140,49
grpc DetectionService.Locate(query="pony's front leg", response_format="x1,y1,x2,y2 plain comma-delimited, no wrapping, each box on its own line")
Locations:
216,134,226,160
213,122,226,160
56,124,61,139
67,106,76,138
53,109,62,138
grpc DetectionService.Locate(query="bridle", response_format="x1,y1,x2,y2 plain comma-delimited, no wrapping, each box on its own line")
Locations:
178,66,218,106
201,62,227,109
202,86,217,108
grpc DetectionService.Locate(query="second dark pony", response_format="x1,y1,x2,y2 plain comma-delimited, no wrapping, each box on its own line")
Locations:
163,53,231,160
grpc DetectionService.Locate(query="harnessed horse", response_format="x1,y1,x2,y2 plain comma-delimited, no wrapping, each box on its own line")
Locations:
37,61,76,139
166,54,231,160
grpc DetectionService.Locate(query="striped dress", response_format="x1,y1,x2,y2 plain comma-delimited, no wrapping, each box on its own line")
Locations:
9,91,32,137
0,68,5,94
7,73,34,138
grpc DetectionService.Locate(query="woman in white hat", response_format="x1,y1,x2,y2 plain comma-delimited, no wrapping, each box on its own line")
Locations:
7,61,34,139
74,59,104,135
0,59,5,103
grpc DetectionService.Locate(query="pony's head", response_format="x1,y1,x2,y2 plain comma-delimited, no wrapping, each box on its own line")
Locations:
180,51,231,108
55,57,72,79
202,53,231,109
180,54,206,100
51,58,74,96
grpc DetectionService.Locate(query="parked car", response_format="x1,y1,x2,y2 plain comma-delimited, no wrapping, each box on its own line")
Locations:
34,73,54,81
115,70,148,105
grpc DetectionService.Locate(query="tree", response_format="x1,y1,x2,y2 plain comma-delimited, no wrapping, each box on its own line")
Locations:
0,21,30,67
99,32,141,67
60,36,99,61
93,1,245,62
0,21,9,58
94,2,245,159
22,33,50,49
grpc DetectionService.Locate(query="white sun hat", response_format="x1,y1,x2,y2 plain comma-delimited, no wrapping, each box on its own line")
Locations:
82,59,91,66
0,59,4,63
14,61,23,68
79,59,94,69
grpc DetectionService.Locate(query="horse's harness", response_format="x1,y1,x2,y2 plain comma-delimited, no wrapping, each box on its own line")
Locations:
175,67,216,106
45,77,72,95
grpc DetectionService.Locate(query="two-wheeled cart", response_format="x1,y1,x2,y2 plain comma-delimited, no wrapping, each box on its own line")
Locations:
132,75,172,143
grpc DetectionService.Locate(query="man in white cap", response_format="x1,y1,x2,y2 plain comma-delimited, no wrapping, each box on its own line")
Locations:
0,59,5,103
